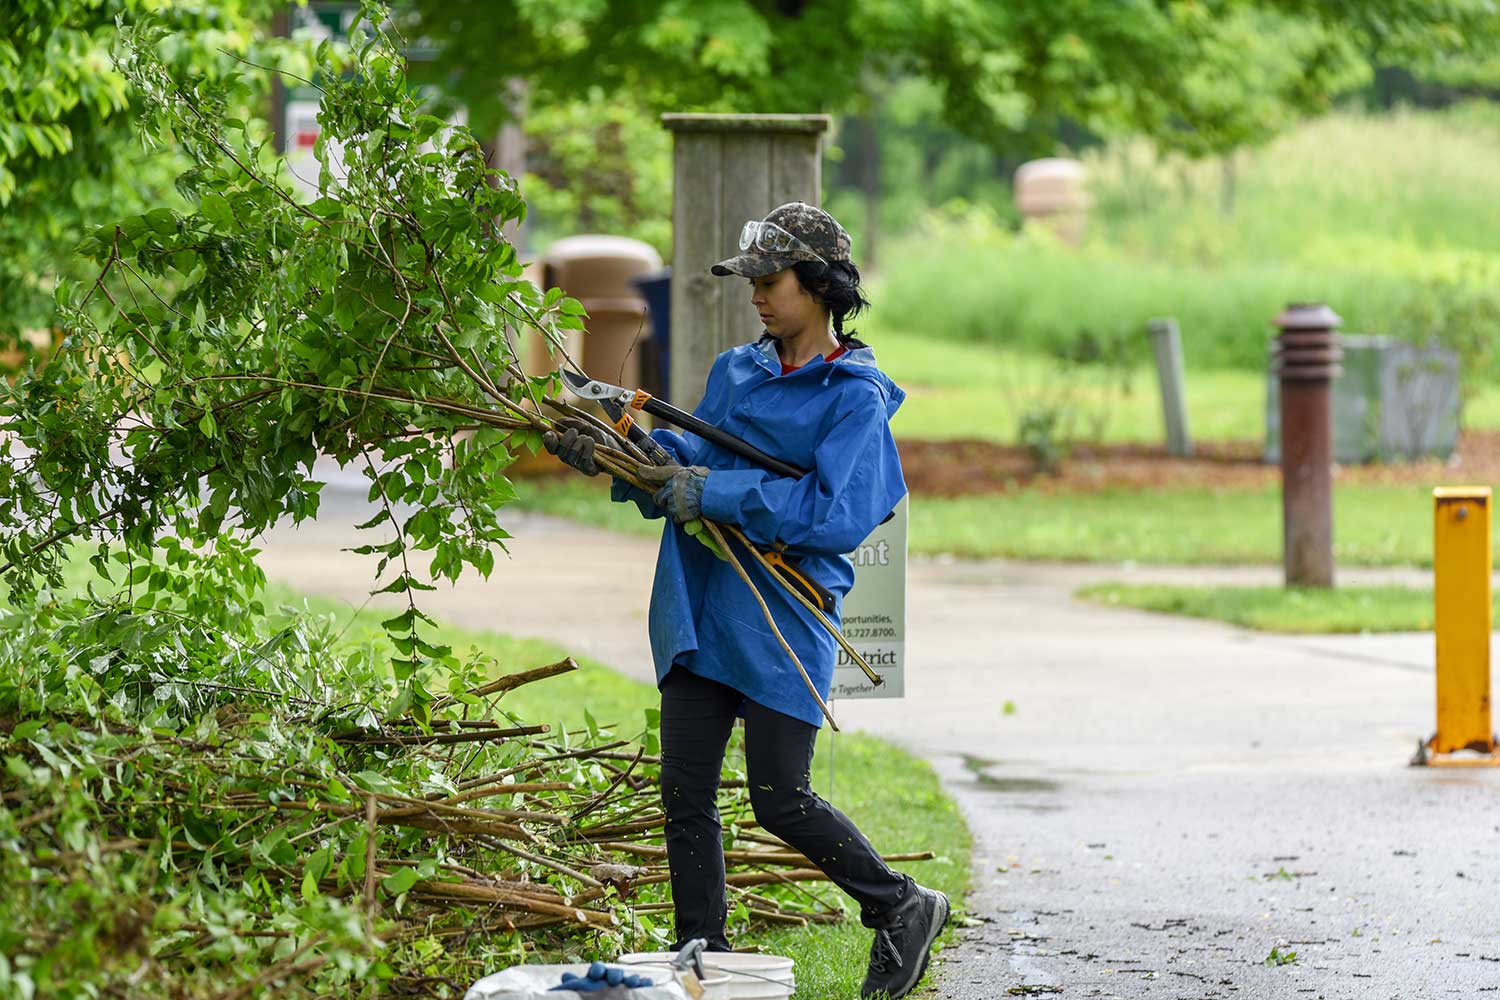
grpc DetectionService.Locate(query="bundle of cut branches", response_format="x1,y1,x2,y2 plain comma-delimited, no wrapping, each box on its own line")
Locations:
1,644,930,999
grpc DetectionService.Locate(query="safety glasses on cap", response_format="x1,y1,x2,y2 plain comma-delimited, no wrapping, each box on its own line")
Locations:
739,220,826,265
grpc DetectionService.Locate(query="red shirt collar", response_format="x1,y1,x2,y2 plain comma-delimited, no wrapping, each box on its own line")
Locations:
780,343,847,376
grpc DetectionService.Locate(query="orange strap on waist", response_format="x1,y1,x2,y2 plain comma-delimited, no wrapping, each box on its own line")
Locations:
762,551,825,612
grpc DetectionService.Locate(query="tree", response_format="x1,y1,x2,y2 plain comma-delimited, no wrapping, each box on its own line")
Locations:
404,0,1499,264
407,0,1500,153
0,0,304,360
0,8,855,994
2,8,571,706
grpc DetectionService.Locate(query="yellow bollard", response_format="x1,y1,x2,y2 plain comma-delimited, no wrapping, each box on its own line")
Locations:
1413,487,1498,766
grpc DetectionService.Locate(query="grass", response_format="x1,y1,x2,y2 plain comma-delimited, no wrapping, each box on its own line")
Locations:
865,324,1500,447
1086,105,1500,265
872,328,1267,443
907,484,1439,566
871,211,1424,371
512,477,1445,567
275,586,970,997
1074,581,1496,633
870,107,1500,373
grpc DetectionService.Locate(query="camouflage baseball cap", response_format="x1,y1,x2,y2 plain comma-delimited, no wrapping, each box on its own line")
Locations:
710,202,852,277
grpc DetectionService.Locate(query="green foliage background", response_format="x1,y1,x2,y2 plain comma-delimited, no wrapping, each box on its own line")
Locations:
0,0,312,354
872,106,1500,382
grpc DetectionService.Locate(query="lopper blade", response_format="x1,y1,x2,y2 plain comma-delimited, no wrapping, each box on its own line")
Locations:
560,369,629,403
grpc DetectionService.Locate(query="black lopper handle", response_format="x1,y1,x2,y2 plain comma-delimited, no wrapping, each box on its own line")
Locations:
639,395,808,479
598,397,675,466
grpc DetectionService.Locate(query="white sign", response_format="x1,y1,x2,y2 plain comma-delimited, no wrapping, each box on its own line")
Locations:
831,495,907,699
282,98,329,199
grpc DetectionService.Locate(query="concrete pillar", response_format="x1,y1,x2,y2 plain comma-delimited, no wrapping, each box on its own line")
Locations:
661,113,830,409
1147,317,1192,458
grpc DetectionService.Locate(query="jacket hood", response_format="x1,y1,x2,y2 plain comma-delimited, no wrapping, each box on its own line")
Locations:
749,337,905,419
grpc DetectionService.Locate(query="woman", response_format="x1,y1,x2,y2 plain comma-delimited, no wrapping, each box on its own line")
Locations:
544,202,946,1000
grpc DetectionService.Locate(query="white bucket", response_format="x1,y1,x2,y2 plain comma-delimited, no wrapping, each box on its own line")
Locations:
613,954,733,1000
465,960,702,999
701,953,795,1000
616,952,795,1000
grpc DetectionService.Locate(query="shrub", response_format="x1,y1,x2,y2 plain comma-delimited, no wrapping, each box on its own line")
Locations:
872,209,1417,370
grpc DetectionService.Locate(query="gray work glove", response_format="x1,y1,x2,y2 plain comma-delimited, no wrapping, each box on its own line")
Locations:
638,463,709,524
542,419,613,476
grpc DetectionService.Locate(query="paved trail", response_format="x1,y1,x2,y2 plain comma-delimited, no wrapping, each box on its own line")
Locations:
257,486,1500,999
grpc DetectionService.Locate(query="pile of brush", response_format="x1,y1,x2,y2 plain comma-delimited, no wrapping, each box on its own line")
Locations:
2,649,928,998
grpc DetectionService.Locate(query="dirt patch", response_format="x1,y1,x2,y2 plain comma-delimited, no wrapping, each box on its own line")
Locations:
898,430,1500,496
513,428,1500,498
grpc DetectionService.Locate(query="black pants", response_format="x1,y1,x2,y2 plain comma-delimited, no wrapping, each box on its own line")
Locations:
659,666,909,950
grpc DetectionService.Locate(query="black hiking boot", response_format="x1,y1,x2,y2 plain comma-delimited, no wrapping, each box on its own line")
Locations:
860,882,950,999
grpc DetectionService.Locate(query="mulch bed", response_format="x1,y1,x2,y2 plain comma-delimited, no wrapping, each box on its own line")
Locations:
897,430,1500,497
512,429,1500,498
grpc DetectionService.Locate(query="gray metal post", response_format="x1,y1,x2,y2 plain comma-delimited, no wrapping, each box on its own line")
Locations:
1147,317,1192,458
661,113,830,409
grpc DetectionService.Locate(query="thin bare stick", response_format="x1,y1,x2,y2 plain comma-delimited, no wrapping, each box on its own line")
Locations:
700,520,837,730
721,524,883,686
489,840,603,889
429,779,573,808
466,657,577,700
363,794,379,936
568,748,643,822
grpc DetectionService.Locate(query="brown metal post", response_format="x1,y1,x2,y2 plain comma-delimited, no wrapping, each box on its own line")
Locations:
1274,303,1343,588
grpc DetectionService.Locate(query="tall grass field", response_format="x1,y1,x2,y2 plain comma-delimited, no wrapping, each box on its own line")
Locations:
871,105,1500,375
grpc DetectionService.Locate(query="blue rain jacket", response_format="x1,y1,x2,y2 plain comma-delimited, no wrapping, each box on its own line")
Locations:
610,337,907,728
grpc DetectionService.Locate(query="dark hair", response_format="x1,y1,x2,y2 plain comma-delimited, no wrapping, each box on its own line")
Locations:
792,260,871,345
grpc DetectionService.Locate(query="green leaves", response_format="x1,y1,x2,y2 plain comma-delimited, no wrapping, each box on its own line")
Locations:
143,207,177,235
199,191,233,228
2,0,566,677
380,867,420,897
0,9,625,991
682,519,728,560
302,846,334,901
351,770,401,795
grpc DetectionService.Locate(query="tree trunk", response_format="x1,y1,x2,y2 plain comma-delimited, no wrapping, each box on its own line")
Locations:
860,100,882,271
481,78,529,251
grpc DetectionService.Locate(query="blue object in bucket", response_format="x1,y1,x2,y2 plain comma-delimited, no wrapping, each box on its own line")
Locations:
551,961,654,992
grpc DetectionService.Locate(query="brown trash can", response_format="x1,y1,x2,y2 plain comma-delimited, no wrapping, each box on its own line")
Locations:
542,235,662,391
509,236,662,478
518,260,583,377
1013,158,1089,245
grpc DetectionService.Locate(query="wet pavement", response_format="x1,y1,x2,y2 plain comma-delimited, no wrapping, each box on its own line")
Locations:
256,477,1500,999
